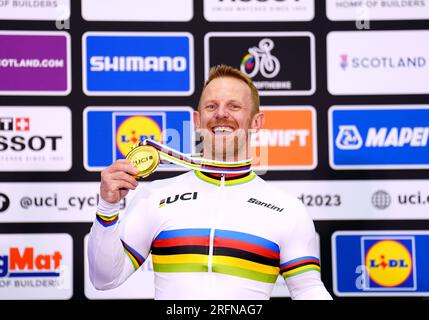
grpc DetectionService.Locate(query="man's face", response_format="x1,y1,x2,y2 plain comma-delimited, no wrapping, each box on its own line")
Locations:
194,76,264,161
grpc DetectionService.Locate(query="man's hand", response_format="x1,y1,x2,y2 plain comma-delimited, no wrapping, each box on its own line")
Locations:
100,159,139,204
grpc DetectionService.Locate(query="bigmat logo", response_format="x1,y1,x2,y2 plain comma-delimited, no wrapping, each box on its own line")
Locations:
83,32,194,96
205,32,315,96
332,231,429,296
0,0,70,20
329,106,429,169
84,107,194,171
0,234,73,300
251,107,317,170
0,107,72,171
82,0,193,21
204,0,314,22
327,31,429,95
0,31,71,95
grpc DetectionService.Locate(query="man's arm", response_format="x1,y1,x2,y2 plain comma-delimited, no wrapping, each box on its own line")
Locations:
278,197,332,300
87,159,150,290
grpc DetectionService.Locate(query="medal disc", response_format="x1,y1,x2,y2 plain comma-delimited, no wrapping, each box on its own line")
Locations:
126,145,160,179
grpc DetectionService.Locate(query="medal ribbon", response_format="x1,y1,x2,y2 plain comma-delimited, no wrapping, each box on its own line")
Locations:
143,139,252,174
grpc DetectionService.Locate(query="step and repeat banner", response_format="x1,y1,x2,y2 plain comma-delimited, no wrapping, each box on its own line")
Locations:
0,0,429,300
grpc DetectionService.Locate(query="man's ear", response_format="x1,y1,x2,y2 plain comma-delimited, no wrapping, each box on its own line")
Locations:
193,110,201,129
251,111,265,133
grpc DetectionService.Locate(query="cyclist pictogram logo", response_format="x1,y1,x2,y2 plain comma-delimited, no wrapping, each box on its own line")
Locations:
240,38,280,79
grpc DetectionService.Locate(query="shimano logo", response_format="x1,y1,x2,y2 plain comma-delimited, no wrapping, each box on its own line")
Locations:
90,56,187,72
247,197,284,213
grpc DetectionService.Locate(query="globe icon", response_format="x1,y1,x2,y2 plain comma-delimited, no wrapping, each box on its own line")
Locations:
371,190,391,210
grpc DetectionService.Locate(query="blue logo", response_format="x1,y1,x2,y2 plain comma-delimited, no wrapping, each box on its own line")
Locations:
83,32,194,95
329,106,429,169
333,231,429,296
84,107,194,170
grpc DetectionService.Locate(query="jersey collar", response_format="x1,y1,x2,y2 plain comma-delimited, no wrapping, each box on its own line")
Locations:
194,170,256,187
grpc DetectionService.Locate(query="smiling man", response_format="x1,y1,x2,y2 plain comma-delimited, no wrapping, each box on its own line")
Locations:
88,64,332,300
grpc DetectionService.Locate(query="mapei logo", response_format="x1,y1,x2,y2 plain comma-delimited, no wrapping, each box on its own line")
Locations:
363,239,414,289
159,192,198,208
0,247,62,278
84,107,194,171
329,106,429,169
83,32,194,96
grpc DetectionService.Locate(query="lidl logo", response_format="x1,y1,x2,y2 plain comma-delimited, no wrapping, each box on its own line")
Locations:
251,107,317,170
115,114,164,160
329,106,429,169
364,239,413,289
332,231,429,296
83,32,194,96
84,107,194,171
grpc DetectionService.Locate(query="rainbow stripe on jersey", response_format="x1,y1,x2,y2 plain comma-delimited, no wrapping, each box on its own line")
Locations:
151,228,283,283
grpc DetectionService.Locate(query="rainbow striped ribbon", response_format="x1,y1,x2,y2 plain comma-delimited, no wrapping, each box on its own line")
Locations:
143,139,252,174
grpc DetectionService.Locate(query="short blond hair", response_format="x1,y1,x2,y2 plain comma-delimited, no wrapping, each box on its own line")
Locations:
198,64,260,114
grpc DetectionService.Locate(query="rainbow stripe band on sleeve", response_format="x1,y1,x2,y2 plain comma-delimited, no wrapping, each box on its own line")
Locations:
280,256,321,279
121,239,145,270
96,212,119,227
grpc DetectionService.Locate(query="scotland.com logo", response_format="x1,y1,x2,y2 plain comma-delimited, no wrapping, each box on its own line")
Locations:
329,105,429,169
83,32,194,96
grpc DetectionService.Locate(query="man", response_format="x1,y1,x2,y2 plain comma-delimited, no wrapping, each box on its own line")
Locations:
88,64,332,300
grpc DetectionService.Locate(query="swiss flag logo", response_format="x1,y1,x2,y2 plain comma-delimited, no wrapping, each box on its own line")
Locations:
15,117,30,131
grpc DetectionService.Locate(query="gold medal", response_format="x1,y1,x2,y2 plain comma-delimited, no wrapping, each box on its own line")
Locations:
126,143,160,179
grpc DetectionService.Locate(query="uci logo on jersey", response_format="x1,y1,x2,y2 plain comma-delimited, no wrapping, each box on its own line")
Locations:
0,247,62,278
329,106,429,169
159,192,198,208
83,32,194,96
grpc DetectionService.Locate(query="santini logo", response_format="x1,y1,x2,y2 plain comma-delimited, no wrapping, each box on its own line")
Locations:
247,197,284,213
159,192,198,207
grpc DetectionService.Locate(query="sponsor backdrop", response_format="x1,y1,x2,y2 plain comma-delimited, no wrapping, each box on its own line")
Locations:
0,0,428,300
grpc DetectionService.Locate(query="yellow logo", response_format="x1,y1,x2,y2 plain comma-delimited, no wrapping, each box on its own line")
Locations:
116,116,162,158
365,240,412,287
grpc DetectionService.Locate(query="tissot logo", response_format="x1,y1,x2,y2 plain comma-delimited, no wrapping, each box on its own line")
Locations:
204,0,314,21
247,197,284,213
205,32,315,96
159,192,198,207
0,107,72,172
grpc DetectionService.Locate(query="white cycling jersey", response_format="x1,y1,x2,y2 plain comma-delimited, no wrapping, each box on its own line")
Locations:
88,168,332,300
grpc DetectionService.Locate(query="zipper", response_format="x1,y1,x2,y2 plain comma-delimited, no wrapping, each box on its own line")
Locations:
207,173,225,297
